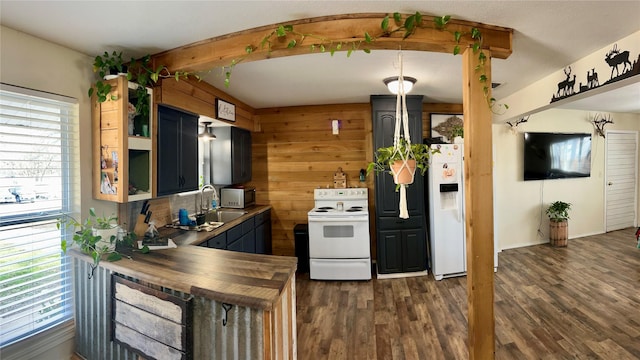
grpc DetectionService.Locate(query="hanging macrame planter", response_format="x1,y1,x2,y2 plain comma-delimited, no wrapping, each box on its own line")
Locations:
390,51,415,219
390,159,416,185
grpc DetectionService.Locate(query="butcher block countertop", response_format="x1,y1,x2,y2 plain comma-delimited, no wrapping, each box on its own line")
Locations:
72,205,298,310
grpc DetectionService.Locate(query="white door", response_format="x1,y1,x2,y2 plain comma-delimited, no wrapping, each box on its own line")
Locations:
605,131,638,232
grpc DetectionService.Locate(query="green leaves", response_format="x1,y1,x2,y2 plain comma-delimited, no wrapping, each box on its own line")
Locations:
433,15,451,29
107,253,122,262
276,25,287,37
471,28,481,40
381,16,389,32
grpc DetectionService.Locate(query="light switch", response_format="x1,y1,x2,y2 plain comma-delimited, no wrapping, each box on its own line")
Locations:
332,119,340,135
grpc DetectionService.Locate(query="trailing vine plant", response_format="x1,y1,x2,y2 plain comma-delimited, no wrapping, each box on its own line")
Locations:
89,12,507,113
228,12,508,113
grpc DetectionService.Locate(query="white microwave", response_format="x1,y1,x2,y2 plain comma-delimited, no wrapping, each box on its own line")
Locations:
220,186,256,208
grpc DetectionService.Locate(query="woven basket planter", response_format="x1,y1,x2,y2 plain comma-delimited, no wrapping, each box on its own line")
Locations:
549,220,568,247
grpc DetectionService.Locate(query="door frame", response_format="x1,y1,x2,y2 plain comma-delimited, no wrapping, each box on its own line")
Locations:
604,129,639,232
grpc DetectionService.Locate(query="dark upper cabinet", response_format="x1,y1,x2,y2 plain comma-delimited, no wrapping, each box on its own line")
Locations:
371,95,427,274
157,105,199,196
211,126,252,185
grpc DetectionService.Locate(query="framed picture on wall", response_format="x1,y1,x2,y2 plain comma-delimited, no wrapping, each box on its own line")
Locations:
430,114,464,143
215,98,236,122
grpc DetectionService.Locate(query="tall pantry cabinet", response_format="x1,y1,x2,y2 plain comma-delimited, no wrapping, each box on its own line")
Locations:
371,95,428,274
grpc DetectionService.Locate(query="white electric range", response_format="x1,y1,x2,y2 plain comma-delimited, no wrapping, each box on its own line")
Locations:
307,188,371,280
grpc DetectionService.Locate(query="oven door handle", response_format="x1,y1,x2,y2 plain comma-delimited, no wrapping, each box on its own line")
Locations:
308,217,369,222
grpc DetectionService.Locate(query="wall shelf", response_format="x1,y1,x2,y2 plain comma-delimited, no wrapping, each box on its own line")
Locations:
92,76,154,203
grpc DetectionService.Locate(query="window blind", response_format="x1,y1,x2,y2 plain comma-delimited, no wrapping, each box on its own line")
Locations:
0,84,78,347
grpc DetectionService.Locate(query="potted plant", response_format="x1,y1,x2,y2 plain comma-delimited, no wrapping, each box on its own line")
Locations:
546,201,571,247
367,138,438,188
57,208,137,277
451,125,464,143
88,51,126,103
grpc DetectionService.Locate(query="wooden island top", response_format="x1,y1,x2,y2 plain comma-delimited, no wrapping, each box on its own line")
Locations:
77,205,298,311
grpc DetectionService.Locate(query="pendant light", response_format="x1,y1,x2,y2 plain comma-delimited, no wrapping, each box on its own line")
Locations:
199,121,216,141
383,76,417,95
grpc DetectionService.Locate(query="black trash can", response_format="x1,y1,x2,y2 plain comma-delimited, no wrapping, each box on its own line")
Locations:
294,224,309,273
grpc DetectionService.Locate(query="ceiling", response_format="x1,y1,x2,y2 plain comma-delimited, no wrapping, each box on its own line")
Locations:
1,1,639,114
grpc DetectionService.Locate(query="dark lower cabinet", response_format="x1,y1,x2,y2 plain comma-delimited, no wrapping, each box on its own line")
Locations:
199,210,271,255
255,210,271,254
207,233,226,249
377,228,427,274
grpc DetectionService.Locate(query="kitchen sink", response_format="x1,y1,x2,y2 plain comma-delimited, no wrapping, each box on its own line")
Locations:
205,209,248,223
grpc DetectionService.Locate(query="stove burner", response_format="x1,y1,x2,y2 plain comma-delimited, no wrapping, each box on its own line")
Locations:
346,208,362,212
318,206,334,210
315,209,329,212
350,206,363,209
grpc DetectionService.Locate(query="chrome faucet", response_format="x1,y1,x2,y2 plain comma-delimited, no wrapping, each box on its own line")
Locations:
200,184,218,212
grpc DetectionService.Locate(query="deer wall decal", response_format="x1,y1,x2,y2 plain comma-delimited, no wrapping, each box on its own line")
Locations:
605,44,632,79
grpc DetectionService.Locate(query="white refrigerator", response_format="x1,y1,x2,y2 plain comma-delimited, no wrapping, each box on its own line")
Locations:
428,144,466,280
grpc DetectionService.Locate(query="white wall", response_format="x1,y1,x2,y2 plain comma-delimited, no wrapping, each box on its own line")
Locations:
0,25,117,217
0,25,117,359
493,108,640,250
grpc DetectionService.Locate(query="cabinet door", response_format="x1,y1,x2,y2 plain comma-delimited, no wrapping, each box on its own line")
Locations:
255,222,265,254
157,106,183,196
402,228,427,272
255,210,272,255
231,127,252,184
227,238,243,252
207,233,226,249
179,113,199,192
371,95,424,218
377,230,403,274
157,105,198,196
241,229,256,253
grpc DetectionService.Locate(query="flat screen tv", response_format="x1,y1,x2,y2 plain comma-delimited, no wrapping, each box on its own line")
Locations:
523,132,592,181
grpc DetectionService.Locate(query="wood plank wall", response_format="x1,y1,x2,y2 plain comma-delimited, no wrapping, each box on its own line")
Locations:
251,104,373,256
250,102,462,257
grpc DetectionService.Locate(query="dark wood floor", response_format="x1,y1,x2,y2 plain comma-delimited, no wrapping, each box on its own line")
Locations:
295,228,640,359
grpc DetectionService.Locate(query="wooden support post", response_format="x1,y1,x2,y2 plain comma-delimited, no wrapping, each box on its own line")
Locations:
462,47,495,360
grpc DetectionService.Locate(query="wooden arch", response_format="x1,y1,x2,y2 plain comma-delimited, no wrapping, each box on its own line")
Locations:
151,13,512,72
153,13,512,360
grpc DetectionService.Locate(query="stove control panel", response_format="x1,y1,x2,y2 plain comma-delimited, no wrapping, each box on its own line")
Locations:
314,188,368,200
